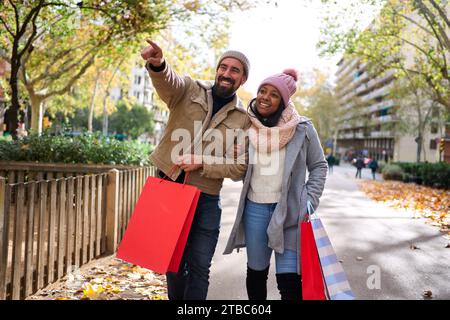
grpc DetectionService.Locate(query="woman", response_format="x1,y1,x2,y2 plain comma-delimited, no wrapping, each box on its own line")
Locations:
223,69,328,300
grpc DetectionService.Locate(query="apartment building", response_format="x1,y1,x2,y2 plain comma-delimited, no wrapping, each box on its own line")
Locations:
334,57,443,163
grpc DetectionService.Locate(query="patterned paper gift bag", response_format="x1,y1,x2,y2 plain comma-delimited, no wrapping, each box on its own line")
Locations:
308,202,356,300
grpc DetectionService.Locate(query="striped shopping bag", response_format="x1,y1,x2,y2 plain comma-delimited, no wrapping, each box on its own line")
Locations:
307,202,356,300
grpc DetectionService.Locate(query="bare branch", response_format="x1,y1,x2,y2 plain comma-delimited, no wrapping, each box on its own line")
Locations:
30,42,92,85
413,0,450,52
8,0,20,36
32,12,71,43
416,3,449,78
30,45,100,86
428,0,450,29
42,54,97,99
393,11,434,37
0,15,15,37
399,37,443,67
16,1,45,61
0,49,11,63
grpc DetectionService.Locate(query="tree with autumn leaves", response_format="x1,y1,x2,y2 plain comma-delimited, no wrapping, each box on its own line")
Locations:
318,0,450,111
0,0,267,136
317,0,450,162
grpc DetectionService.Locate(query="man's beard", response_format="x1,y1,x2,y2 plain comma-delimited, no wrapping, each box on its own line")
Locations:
214,76,237,98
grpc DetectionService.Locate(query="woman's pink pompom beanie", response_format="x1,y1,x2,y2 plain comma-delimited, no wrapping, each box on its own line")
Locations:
258,69,299,106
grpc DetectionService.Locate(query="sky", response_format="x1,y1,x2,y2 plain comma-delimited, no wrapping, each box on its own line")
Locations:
227,0,379,94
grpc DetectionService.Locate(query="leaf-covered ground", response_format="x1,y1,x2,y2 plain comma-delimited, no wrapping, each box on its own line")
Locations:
26,255,168,300
359,180,450,234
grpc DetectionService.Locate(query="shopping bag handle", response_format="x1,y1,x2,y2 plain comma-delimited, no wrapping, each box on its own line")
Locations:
160,165,178,181
160,165,191,185
307,200,315,215
303,200,317,222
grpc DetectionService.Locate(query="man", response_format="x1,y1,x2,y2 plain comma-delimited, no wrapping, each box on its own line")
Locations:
326,153,336,174
368,157,379,180
355,156,365,179
141,40,250,300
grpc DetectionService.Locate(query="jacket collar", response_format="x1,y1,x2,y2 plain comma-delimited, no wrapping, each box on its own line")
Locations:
195,79,246,113
282,123,309,186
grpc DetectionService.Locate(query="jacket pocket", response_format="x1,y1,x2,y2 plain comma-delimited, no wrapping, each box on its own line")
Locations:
186,103,207,122
186,93,208,121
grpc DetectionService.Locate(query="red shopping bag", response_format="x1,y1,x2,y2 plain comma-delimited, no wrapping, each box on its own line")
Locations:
300,219,327,300
117,170,200,274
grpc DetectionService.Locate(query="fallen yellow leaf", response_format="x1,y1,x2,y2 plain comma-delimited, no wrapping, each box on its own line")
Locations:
82,283,104,299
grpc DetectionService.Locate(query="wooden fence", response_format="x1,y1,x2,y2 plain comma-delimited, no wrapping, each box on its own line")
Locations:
0,164,156,300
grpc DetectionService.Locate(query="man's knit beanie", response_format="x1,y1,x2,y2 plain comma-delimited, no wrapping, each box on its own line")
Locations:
217,50,250,78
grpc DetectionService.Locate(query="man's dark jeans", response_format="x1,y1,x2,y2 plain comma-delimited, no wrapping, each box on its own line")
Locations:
166,192,222,300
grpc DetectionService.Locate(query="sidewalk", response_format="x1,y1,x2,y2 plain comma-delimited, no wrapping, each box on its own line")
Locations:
209,163,450,300
316,164,450,300
26,255,168,300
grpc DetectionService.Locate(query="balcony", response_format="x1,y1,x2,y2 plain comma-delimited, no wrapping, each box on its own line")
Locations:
378,115,397,123
370,131,394,138
352,72,369,86
343,102,356,110
355,83,370,95
340,133,355,139
336,58,359,79
370,115,398,125
361,83,393,103
364,70,395,92
367,99,395,113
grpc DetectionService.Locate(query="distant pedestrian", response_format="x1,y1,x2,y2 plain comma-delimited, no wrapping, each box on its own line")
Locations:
368,159,379,180
354,157,364,179
326,154,336,174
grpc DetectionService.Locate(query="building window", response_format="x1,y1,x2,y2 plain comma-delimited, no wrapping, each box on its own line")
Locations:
135,76,141,85
430,139,437,150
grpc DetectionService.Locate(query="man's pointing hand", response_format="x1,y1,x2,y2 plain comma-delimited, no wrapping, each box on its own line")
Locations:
141,39,164,67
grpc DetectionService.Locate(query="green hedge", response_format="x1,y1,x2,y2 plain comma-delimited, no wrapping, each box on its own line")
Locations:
385,162,450,189
0,131,154,166
381,164,404,181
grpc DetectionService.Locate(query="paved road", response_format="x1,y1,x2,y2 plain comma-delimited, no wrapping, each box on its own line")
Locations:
208,164,450,300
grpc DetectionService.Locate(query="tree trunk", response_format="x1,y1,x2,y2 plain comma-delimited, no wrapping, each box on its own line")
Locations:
332,128,339,156
6,58,20,137
102,94,109,136
29,94,44,134
102,59,123,136
88,72,101,132
416,137,422,162
0,107,6,135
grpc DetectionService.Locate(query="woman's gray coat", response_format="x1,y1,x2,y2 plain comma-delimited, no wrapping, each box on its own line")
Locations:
223,118,328,271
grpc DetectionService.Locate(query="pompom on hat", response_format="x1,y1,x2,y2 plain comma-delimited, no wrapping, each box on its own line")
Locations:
258,69,299,106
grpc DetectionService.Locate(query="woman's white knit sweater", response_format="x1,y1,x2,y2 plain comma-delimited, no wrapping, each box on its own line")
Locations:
247,144,286,204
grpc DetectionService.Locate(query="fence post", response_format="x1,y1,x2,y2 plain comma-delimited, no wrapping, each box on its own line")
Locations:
0,177,9,300
105,169,120,254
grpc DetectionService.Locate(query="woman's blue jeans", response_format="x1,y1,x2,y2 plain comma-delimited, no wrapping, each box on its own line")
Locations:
243,199,297,274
